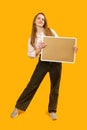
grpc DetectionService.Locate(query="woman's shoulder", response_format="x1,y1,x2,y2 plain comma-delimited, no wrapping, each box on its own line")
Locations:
50,28,59,37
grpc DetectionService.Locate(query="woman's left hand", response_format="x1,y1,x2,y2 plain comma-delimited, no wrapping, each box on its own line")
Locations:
73,46,78,53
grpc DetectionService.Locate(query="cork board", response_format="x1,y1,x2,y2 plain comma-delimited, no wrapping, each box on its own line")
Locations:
41,36,77,63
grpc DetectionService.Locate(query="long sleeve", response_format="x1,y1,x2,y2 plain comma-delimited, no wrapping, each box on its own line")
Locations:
27,38,36,58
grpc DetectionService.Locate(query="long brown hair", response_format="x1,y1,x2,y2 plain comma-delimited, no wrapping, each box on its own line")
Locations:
30,12,55,47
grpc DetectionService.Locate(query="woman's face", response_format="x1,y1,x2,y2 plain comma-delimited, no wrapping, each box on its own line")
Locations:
35,14,45,28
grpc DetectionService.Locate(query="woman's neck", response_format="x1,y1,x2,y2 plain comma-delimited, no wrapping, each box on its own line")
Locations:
36,26,44,34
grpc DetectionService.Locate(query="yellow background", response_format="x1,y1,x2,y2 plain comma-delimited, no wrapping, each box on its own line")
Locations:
0,0,87,129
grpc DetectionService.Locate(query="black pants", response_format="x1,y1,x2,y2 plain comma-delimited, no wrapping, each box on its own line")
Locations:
15,59,62,113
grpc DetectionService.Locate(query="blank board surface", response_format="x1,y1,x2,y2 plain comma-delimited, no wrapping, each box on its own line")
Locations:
41,37,77,63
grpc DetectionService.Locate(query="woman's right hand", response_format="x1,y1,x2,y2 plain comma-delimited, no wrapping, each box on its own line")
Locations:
39,42,47,49
35,42,47,56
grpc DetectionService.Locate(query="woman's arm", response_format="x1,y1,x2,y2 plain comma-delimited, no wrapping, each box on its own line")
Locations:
28,38,46,58
28,38,36,58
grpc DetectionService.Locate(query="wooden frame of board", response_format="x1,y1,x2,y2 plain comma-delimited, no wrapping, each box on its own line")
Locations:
41,36,77,63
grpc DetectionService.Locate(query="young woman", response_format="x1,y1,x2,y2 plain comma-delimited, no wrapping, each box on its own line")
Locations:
11,12,77,120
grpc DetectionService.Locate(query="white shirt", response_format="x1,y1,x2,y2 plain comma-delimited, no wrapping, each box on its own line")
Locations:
28,29,59,58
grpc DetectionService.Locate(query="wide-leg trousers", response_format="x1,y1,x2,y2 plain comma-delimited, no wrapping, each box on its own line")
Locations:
15,59,62,112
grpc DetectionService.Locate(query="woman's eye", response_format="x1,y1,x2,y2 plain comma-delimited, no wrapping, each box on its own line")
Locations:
37,17,40,20
42,18,44,21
